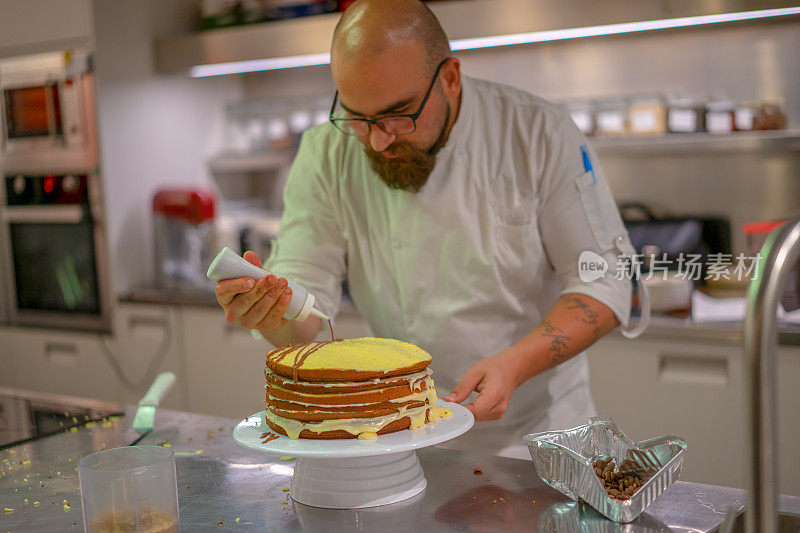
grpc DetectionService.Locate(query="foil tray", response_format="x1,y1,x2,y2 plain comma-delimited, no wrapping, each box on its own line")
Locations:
523,417,687,523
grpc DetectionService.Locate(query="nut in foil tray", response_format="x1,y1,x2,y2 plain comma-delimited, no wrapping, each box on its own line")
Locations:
522,417,687,523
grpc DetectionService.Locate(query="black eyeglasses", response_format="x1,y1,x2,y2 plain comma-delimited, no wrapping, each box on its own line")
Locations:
329,58,450,137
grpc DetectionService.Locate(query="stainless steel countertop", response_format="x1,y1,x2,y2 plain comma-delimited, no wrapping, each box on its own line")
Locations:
119,287,800,346
3,403,800,532
607,315,800,346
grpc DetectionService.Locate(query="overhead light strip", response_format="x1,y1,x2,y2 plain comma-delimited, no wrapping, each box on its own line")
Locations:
189,6,800,77
450,6,800,50
190,52,331,77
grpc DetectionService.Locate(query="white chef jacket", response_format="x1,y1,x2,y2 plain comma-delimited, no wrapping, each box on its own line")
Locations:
265,76,637,459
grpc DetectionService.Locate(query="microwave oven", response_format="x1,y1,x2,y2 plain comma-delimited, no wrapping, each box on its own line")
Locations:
0,50,97,171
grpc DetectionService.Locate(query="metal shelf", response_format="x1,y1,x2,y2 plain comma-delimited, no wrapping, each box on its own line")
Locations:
589,129,800,154
207,152,293,173
154,0,800,75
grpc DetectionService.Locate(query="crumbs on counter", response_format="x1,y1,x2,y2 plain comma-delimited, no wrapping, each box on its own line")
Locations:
174,450,202,456
473,466,483,475
282,488,290,492
280,456,295,461
217,520,224,525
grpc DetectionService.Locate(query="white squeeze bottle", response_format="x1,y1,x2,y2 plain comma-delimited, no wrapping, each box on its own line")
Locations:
206,247,329,322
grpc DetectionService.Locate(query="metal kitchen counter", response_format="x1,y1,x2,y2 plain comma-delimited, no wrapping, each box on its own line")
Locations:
119,288,800,346
3,405,800,532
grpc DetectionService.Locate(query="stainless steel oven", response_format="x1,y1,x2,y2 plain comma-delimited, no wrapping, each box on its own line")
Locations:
0,48,109,332
1,172,111,332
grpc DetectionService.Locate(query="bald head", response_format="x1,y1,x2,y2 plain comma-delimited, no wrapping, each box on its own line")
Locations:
331,0,451,71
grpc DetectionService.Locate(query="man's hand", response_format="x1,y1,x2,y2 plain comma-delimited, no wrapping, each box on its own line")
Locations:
214,251,293,332
444,351,525,421
444,294,619,422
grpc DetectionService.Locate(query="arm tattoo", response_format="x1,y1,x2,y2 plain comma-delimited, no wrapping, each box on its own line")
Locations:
563,295,600,324
537,321,571,364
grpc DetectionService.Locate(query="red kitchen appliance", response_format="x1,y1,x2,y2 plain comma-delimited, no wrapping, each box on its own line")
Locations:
152,188,216,291
744,219,800,311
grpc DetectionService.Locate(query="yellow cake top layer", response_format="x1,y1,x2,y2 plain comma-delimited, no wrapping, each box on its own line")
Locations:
267,337,431,372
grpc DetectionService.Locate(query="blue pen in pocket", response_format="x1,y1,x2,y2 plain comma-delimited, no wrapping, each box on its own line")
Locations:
580,145,596,184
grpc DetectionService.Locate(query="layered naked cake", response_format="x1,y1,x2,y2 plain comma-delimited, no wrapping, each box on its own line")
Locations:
264,337,452,440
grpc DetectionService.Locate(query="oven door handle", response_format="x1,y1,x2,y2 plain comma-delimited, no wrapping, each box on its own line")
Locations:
1,205,85,223
45,81,60,143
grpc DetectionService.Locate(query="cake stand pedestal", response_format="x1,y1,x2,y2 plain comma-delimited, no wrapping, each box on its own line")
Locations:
232,401,474,509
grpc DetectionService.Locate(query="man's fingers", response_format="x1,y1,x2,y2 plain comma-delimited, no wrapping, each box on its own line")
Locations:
445,368,484,403
240,281,283,329
215,277,255,306
243,250,263,268
465,387,505,421
226,275,277,321
257,287,292,328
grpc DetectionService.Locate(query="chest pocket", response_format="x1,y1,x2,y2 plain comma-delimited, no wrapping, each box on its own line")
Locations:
575,170,614,251
487,173,536,227
486,174,545,286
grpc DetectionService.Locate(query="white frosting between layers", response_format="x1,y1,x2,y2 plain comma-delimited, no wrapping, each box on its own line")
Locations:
265,383,453,439
265,404,431,439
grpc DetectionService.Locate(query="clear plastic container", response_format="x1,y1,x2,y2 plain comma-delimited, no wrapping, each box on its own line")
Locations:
78,445,179,533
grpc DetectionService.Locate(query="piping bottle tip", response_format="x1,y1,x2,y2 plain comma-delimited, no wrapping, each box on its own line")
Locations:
308,307,330,321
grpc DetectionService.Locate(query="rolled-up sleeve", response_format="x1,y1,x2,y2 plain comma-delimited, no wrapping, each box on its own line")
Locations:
536,114,635,327
264,130,347,319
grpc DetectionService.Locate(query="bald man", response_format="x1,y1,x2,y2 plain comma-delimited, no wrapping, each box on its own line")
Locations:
215,0,642,458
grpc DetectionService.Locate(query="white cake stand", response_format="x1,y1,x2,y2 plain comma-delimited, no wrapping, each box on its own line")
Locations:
232,400,474,509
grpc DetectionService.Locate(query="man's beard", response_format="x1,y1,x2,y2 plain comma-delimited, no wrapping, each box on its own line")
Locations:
365,104,451,193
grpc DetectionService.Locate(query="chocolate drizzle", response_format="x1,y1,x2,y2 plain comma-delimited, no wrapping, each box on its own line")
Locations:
260,431,279,444
328,318,335,342
266,339,343,382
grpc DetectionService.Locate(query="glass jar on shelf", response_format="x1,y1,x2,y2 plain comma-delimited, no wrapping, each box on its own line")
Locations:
705,99,736,134
627,94,667,136
565,99,595,136
734,101,788,131
666,95,705,133
593,97,628,137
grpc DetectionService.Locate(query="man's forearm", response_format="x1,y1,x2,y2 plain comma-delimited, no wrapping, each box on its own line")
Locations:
259,316,322,348
502,293,619,387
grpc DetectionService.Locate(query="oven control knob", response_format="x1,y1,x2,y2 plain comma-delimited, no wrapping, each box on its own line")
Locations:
62,174,79,193
13,175,25,195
